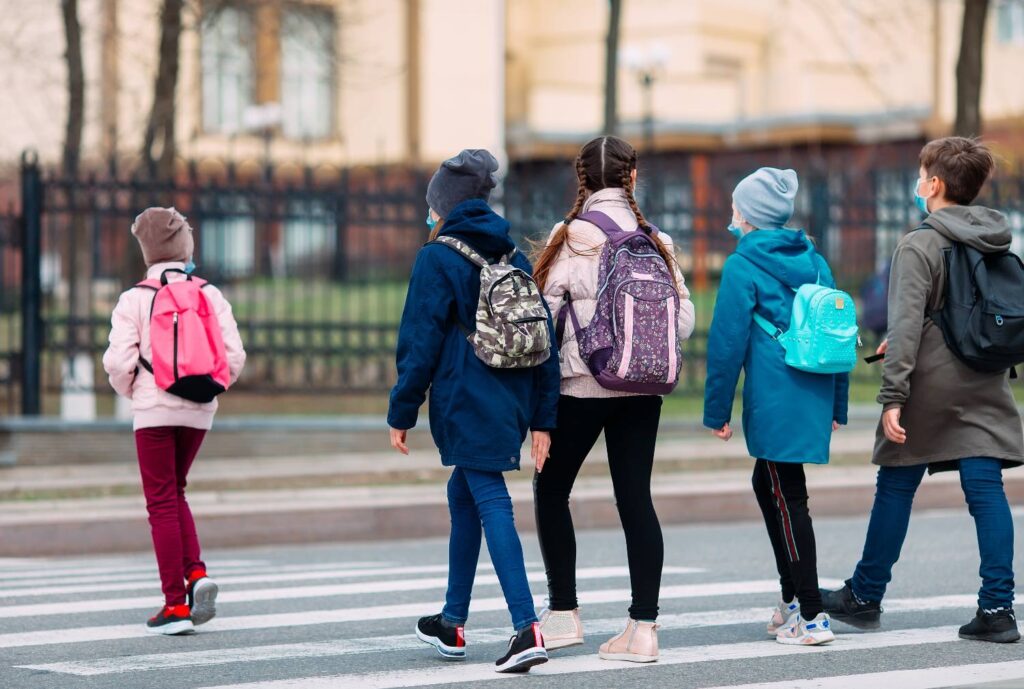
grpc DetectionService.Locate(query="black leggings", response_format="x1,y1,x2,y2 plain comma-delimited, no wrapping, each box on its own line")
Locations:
752,459,823,619
533,394,664,620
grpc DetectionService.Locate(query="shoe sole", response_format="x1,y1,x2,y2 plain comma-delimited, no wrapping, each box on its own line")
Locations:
775,633,836,646
543,636,584,650
495,649,548,673
146,620,195,636
415,626,466,660
598,651,659,663
190,579,219,626
829,612,881,630
959,630,1021,643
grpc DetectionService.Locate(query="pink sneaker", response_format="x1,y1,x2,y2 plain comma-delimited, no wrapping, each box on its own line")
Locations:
598,619,659,663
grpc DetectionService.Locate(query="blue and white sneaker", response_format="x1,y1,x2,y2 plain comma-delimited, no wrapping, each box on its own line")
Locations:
776,612,836,646
767,598,800,636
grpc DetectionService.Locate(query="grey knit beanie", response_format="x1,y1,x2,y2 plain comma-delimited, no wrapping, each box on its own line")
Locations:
131,207,194,266
426,149,499,218
732,168,799,229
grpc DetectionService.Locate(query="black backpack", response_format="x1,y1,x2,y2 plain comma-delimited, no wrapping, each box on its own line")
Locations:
932,229,1024,376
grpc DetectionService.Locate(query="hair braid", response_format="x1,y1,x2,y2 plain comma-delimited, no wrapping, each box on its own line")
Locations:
621,166,680,291
531,155,589,291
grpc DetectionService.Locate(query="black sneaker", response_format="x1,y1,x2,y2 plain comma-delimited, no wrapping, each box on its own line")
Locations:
959,608,1021,643
820,580,882,630
415,614,466,660
495,622,548,674
146,605,195,636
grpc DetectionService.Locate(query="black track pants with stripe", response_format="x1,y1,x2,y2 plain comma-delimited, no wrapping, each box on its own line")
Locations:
752,458,823,620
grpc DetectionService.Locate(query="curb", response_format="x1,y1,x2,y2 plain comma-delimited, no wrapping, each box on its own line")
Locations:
6,472,1024,557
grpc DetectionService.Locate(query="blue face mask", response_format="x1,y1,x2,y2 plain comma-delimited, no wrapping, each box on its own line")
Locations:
912,178,929,215
727,223,745,240
184,257,196,274
426,210,438,232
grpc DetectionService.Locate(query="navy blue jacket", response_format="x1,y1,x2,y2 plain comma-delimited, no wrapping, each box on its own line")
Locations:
387,199,561,472
703,229,850,464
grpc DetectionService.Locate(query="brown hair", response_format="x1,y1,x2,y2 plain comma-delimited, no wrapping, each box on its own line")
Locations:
532,136,678,291
919,137,995,205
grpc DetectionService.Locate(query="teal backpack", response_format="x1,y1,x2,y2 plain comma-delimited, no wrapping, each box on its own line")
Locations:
753,282,859,375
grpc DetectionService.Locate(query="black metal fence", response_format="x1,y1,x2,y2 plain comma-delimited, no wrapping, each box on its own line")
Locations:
3,141,1023,414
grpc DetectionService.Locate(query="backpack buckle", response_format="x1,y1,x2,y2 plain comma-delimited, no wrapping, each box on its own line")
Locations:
996,315,1005,326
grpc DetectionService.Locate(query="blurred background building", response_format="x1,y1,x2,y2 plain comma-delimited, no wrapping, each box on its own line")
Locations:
0,0,1022,418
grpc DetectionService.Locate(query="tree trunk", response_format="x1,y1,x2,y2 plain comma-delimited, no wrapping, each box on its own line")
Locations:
61,0,84,177
954,0,990,137
141,0,184,180
603,0,622,135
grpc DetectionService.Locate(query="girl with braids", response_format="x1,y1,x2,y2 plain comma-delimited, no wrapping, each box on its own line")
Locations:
532,136,695,662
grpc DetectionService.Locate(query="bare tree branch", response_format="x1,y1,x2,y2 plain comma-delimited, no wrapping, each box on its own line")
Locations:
61,0,84,176
603,0,622,135
955,0,990,137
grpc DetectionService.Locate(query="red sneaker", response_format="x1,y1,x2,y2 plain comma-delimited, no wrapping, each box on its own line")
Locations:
146,604,194,635
186,569,219,626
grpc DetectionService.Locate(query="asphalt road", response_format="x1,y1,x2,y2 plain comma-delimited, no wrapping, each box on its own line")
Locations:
2,505,1023,689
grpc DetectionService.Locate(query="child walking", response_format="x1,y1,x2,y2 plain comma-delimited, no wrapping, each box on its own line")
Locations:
532,136,696,662
822,137,1022,643
103,207,246,635
387,149,560,673
704,168,849,646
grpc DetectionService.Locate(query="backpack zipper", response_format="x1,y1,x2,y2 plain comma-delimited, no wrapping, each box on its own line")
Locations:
172,312,179,381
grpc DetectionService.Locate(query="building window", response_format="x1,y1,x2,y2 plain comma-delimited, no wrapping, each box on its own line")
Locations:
280,6,335,139
200,211,255,278
201,6,255,134
998,0,1024,45
283,200,336,275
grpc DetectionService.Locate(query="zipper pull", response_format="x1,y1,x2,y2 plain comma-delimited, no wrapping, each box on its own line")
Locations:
173,312,178,325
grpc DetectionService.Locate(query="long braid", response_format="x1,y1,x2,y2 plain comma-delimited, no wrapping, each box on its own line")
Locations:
531,156,589,291
621,165,680,291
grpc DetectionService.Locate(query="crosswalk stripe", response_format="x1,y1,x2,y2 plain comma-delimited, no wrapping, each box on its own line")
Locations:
0,561,393,593
0,566,705,618
196,626,964,689
0,578,842,648
16,595,976,677
0,560,272,579
0,564,704,599
709,660,1024,689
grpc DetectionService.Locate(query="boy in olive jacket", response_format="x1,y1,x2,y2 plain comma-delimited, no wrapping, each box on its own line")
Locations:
822,137,1023,643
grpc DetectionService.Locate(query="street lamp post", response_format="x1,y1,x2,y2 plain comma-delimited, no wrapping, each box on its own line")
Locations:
621,44,670,153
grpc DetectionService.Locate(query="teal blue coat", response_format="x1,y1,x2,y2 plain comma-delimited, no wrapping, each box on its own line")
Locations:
703,230,850,464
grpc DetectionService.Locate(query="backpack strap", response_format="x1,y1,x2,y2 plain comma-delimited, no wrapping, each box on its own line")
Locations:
428,236,491,268
753,312,785,341
577,210,660,241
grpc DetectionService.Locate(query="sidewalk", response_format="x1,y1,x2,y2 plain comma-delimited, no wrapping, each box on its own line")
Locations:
5,422,1023,556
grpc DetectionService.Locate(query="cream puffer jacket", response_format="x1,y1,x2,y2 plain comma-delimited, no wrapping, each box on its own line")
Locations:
541,188,696,398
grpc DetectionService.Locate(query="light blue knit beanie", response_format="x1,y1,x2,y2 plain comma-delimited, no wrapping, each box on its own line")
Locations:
732,167,799,229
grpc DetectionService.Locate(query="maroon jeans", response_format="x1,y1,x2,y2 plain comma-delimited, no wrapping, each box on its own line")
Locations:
135,427,207,606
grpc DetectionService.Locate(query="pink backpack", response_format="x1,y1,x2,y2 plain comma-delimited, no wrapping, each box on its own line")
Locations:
137,268,231,403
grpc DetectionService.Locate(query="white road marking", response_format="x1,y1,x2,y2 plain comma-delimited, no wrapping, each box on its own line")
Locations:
196,626,966,689
708,660,1024,689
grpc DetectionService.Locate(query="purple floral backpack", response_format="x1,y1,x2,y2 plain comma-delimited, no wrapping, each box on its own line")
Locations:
558,211,682,394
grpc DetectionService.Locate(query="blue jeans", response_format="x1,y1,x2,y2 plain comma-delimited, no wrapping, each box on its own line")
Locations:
852,459,1015,609
441,467,538,631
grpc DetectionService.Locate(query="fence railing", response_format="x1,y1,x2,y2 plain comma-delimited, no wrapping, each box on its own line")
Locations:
3,142,1023,413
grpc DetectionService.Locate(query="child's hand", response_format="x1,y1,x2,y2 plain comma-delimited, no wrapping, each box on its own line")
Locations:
712,423,733,441
832,421,841,432
882,408,906,444
876,339,888,356
389,427,409,455
532,431,551,472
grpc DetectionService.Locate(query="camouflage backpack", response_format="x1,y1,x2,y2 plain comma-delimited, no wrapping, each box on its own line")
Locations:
431,236,551,368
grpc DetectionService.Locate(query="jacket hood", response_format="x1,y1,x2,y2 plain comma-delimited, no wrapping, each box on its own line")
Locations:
735,229,823,289
439,199,515,260
924,205,1012,253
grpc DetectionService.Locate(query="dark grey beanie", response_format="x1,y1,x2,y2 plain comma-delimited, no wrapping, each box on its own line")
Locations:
426,149,499,218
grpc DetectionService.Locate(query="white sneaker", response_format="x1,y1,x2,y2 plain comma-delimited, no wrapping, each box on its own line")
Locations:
538,608,584,649
776,612,836,646
767,598,800,636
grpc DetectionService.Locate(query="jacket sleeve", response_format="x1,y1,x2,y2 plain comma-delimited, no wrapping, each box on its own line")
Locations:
819,258,850,424
540,223,571,318
703,255,756,430
877,242,933,410
387,247,454,431
664,235,696,340
516,251,560,431
102,291,141,399
204,285,246,386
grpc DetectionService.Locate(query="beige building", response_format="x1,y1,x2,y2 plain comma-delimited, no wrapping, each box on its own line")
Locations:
1,0,1023,170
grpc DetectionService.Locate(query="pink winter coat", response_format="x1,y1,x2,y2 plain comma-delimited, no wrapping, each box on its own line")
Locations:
102,262,246,430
